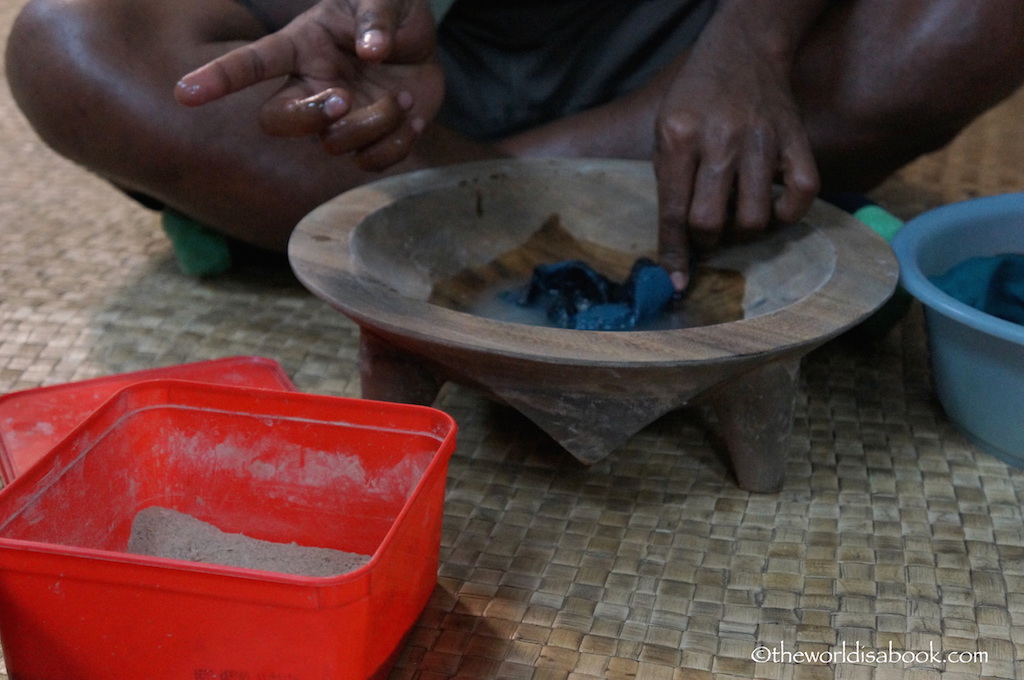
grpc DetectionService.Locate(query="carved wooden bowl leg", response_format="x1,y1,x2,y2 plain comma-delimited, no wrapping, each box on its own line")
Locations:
702,358,802,493
359,322,803,494
359,331,444,406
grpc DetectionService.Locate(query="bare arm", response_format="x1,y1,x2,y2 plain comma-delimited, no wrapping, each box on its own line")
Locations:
655,0,825,290
503,0,826,292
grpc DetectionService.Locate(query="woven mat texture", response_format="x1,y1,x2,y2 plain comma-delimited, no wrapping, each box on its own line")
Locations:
3,2,1024,679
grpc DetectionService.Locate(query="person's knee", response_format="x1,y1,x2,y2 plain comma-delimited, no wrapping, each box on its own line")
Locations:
6,0,78,120
884,1,1021,123
801,0,1024,186
896,1,1024,131
8,0,276,178
6,0,121,161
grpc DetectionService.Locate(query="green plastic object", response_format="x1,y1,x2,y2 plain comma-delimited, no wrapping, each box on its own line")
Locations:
161,209,233,277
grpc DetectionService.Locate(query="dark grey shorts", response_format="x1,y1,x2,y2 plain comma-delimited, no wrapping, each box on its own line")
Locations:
436,0,717,139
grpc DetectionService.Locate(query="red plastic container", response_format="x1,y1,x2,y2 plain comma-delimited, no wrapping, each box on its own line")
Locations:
0,356,297,483
0,381,456,680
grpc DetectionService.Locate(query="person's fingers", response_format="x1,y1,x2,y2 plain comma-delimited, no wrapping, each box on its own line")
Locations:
175,32,299,106
655,111,702,292
687,151,737,252
655,150,698,293
319,93,410,156
773,137,820,224
258,87,352,137
354,0,402,61
353,117,422,171
733,126,776,237
658,210,694,294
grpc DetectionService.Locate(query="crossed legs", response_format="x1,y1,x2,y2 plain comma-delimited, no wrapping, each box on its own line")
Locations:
7,0,1024,250
5,0,492,250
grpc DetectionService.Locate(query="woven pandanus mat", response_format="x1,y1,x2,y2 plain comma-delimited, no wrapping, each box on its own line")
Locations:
397,305,1024,680
3,0,1024,673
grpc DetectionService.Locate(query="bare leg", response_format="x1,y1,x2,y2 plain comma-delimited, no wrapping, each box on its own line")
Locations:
8,0,1023,251
794,0,1024,190
5,0,496,251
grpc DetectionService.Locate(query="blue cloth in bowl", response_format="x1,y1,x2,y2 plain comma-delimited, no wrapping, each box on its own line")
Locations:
930,253,1024,325
516,258,675,331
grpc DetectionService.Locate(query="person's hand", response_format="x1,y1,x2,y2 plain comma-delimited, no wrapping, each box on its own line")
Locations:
174,0,443,171
655,23,820,292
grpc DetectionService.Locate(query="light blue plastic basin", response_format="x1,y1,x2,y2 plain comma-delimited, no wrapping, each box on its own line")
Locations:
892,193,1024,467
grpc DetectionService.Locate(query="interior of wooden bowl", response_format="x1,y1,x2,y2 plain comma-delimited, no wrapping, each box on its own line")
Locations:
291,159,897,363
349,161,836,330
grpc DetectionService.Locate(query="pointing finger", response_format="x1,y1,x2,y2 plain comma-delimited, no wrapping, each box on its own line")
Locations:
175,32,300,106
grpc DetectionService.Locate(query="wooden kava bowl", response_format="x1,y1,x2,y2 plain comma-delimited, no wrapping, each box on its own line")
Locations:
289,159,898,492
